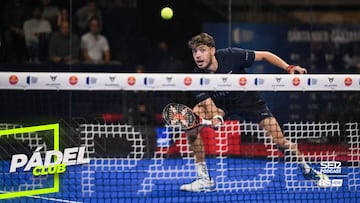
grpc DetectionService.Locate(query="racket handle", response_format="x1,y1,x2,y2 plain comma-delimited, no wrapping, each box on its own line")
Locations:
212,115,224,129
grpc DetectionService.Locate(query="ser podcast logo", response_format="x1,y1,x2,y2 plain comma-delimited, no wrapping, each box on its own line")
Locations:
320,161,343,187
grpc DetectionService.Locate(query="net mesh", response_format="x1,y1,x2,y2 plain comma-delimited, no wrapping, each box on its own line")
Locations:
0,88,359,202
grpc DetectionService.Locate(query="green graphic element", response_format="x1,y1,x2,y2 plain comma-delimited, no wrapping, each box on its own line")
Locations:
0,123,59,199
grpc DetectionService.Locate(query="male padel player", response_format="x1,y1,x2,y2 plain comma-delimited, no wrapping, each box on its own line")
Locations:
181,32,330,192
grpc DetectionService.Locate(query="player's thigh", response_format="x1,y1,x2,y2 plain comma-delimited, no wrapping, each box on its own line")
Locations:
259,117,285,144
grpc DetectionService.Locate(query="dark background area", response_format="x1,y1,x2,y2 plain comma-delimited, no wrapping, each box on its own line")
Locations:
0,0,359,125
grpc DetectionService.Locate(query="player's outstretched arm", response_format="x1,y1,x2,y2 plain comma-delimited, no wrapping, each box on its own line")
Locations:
193,98,225,128
254,51,307,74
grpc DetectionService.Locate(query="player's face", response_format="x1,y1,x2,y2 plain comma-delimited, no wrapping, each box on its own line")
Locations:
192,45,215,70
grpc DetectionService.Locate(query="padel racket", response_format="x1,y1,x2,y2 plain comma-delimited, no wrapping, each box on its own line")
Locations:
162,103,212,130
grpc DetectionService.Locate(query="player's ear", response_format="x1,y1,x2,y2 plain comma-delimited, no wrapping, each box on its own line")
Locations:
210,47,216,55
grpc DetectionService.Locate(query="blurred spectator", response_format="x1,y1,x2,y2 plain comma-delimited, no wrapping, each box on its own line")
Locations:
48,21,80,64
151,41,184,72
80,17,110,64
41,0,59,30
23,5,52,63
127,101,154,126
75,0,102,35
57,7,69,28
103,0,146,65
1,0,31,63
135,64,145,73
310,42,327,73
343,43,360,73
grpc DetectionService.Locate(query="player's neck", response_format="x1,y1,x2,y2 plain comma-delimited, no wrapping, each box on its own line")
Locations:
207,57,218,73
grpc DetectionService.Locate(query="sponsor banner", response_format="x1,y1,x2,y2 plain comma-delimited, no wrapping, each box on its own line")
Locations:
0,72,359,91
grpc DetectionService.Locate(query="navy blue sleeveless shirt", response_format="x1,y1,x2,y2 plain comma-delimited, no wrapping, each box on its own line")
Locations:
193,48,267,115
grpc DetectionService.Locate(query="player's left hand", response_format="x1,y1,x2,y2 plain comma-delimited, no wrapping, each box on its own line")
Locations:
288,65,308,74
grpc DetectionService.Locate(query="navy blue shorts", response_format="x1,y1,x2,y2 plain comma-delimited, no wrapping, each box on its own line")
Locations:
224,104,274,123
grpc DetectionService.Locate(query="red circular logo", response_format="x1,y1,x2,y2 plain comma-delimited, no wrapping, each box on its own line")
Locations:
344,77,352,86
184,76,192,86
69,76,78,85
292,77,300,86
239,77,247,86
9,75,18,85
128,76,136,86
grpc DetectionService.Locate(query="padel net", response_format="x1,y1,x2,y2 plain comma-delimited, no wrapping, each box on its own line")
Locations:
0,72,359,203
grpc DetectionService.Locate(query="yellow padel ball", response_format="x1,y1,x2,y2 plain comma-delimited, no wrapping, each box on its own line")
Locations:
161,7,173,20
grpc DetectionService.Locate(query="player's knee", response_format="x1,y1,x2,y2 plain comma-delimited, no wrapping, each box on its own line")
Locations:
187,134,197,144
274,137,286,149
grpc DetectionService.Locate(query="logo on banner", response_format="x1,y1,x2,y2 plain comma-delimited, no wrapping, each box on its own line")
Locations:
9,75,18,85
10,146,89,176
104,75,121,87
320,161,342,174
46,75,61,86
86,76,97,85
272,77,285,88
109,76,115,82
344,77,352,86
239,77,247,86
325,77,337,88
254,78,264,86
162,76,176,87
275,77,282,83
292,77,300,86
144,77,155,85
184,76,192,86
69,76,78,85
26,76,38,85
319,161,344,187
217,77,231,87
50,75,57,82
200,77,210,85
128,76,136,86
307,78,318,86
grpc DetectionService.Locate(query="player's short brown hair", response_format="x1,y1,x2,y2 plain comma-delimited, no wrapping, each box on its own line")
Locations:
188,33,216,49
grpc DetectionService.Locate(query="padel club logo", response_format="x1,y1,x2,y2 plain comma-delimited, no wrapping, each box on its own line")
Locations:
9,75,18,85
9,146,90,176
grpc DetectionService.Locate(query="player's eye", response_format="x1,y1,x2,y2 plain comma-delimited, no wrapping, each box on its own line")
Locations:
199,48,207,53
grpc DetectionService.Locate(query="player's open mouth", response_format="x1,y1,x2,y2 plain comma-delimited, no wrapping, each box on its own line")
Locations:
196,60,204,66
